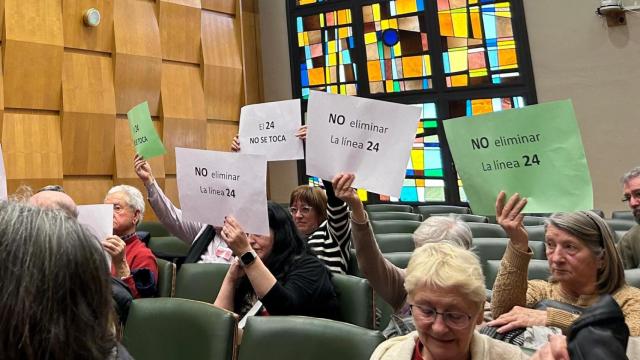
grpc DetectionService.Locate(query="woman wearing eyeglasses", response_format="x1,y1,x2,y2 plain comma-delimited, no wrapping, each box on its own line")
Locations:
371,242,526,360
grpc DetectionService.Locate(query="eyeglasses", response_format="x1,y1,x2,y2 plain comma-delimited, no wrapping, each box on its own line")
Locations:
409,304,472,329
289,206,313,216
622,190,640,203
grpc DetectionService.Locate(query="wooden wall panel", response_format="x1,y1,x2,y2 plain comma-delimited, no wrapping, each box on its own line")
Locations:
202,0,234,14
206,120,238,151
239,0,262,105
4,0,63,110
163,175,180,208
2,113,63,186
114,117,165,180
113,0,162,115
62,52,116,175
63,0,114,52
159,0,201,63
161,62,206,174
201,10,243,121
63,177,113,205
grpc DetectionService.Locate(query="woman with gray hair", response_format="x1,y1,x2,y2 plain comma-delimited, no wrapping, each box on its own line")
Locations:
489,191,640,336
333,173,473,338
103,185,157,298
371,243,526,359
0,201,132,359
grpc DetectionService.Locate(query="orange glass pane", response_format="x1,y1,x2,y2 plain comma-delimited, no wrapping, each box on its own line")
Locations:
396,0,418,15
471,99,493,114
499,48,517,67
367,60,382,81
308,67,326,86
438,12,454,37
402,55,423,77
450,74,468,86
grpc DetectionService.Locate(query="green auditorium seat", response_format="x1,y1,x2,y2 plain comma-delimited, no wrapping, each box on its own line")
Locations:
416,205,470,218
174,263,230,303
523,216,547,226
615,230,628,243
332,274,376,329
432,213,489,223
525,225,546,242
371,220,421,234
612,211,634,221
156,258,176,297
485,259,550,290
123,298,237,360
365,204,413,213
347,249,361,277
376,233,414,253
137,221,170,238
148,236,190,262
237,316,385,360
605,219,636,232
383,252,412,269
473,239,546,286
368,211,422,221
467,223,507,238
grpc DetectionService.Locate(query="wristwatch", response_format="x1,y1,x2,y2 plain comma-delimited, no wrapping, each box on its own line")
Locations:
239,250,258,267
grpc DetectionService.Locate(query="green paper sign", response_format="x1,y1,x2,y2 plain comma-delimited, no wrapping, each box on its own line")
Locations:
126,101,166,159
443,99,593,215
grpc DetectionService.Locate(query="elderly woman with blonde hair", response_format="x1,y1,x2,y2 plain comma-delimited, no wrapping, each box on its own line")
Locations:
370,243,526,360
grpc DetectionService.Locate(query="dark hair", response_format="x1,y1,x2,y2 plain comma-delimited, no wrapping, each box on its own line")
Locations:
0,202,115,359
263,201,309,277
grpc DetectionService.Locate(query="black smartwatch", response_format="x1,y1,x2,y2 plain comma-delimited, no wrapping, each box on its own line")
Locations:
239,250,258,267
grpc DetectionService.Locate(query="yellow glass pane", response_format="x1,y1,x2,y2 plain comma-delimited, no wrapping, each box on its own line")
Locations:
393,43,402,56
373,3,381,21
381,19,389,30
338,27,349,39
367,60,382,81
385,80,394,92
364,32,377,45
299,0,315,4
320,14,325,27
402,55,423,78
469,68,488,77
389,18,398,29
337,10,349,25
423,55,432,76
308,68,325,86
298,33,305,47
411,149,424,171
448,49,468,73
396,0,418,15
328,53,337,66
327,40,336,54
451,10,468,38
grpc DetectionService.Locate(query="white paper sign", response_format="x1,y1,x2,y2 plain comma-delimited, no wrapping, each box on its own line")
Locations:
175,147,269,235
0,145,7,201
305,91,421,197
239,99,304,161
77,204,113,268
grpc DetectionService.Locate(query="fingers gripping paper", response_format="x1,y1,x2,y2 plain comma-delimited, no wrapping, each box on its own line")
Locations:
443,99,593,215
305,91,420,198
127,101,167,159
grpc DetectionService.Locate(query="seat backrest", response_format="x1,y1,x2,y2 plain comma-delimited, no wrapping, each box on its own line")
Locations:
382,252,412,269
432,213,488,223
156,258,176,297
485,259,550,289
467,223,507,238
123,298,237,360
417,205,470,217
625,269,640,288
148,236,191,261
376,233,414,253
365,204,413,213
331,274,376,329
174,263,230,303
525,225,546,242
523,216,547,226
347,249,361,277
137,221,171,237
368,211,422,221
529,241,547,260
605,219,636,232
615,230,628,243
371,220,421,234
237,316,385,360
612,211,634,221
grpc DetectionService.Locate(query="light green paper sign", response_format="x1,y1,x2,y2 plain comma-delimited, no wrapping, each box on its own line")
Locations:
126,101,166,159
443,99,593,215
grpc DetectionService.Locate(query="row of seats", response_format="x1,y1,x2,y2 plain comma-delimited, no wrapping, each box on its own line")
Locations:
123,298,384,360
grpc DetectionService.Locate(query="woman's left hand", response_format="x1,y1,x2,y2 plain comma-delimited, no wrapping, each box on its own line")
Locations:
221,216,252,256
487,305,547,333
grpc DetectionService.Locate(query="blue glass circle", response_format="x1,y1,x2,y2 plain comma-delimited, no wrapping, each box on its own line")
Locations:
381,29,400,47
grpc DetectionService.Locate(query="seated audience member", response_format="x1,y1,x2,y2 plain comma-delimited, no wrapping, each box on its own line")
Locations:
489,191,640,336
334,173,473,337
232,132,352,274
618,167,640,269
214,202,338,319
0,201,132,359
370,243,526,360
134,155,234,264
104,185,158,298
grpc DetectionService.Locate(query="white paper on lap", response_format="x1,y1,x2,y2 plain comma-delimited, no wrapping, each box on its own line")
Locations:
239,99,304,161
77,204,113,268
305,91,420,198
175,147,269,236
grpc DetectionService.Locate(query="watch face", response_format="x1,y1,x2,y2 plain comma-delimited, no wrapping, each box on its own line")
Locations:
240,251,256,265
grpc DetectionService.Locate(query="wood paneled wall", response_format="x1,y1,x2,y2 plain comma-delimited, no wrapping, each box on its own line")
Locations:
0,0,262,219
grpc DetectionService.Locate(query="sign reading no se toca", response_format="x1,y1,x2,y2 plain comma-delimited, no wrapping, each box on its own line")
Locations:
443,99,593,215
305,91,420,198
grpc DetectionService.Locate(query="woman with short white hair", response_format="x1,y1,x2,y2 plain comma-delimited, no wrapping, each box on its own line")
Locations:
370,243,526,360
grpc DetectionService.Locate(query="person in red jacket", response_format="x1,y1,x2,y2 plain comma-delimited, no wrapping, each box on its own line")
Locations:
103,185,158,298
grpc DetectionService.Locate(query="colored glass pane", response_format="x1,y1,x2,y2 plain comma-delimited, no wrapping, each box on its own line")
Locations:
438,1,520,88
297,10,358,99
361,0,432,94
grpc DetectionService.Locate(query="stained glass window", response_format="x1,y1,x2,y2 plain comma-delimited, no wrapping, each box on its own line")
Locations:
438,0,520,88
296,10,358,99
361,0,433,94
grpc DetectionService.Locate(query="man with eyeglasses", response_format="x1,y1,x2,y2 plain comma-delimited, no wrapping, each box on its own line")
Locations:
618,167,640,269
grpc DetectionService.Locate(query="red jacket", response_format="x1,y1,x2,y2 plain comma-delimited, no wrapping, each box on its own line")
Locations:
111,233,158,298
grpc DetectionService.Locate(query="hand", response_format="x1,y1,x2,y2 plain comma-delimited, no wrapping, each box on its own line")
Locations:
220,216,252,256
134,154,154,185
231,134,240,152
295,125,307,141
227,258,246,282
496,191,529,251
102,235,130,277
487,306,547,333
333,173,359,207
531,335,569,360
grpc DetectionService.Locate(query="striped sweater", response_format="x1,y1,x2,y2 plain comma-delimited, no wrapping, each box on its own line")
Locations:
306,200,352,274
